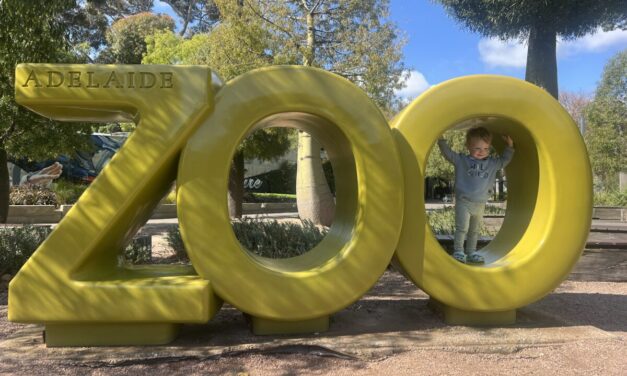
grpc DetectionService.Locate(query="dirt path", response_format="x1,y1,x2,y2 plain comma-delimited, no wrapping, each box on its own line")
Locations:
1,268,626,375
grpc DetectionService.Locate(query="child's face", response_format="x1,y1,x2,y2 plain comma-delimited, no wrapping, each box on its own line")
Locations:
467,137,491,160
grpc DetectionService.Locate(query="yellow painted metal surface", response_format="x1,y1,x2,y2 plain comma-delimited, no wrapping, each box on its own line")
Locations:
391,75,592,313
177,66,404,321
9,65,223,337
8,64,592,342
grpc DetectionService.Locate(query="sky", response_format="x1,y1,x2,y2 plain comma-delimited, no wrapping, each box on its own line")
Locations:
391,1,627,100
154,0,627,100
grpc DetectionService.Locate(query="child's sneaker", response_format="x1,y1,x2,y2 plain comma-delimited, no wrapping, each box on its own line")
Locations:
467,252,485,264
452,251,466,263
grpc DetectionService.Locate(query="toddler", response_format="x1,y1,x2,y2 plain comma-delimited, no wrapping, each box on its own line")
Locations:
437,127,514,264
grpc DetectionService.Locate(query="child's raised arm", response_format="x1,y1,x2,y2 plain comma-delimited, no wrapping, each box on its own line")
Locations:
437,137,460,164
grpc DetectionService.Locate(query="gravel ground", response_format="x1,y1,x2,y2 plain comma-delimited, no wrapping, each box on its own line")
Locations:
1,225,625,375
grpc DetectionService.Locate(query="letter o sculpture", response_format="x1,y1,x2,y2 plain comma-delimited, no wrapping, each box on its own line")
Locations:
9,64,593,345
177,66,404,322
391,75,592,316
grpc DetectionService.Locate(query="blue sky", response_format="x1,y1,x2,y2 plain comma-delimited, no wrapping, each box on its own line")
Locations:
392,1,627,99
154,1,627,100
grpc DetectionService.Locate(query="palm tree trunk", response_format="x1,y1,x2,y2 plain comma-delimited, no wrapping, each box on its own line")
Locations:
525,26,558,99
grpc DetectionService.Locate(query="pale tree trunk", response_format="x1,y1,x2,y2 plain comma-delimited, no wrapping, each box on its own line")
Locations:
296,9,335,226
525,25,558,99
296,131,334,226
228,151,244,218
0,149,9,223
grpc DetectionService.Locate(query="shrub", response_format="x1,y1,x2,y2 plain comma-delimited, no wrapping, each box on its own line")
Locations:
9,185,58,206
0,225,154,276
484,204,506,215
120,235,152,265
594,190,627,207
0,225,52,275
167,219,328,260
166,226,189,262
427,207,496,236
245,192,297,203
52,179,88,205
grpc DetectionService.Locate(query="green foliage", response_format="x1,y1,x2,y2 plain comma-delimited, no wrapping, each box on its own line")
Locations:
167,219,328,259
0,0,93,161
427,207,496,236
166,226,190,262
144,0,407,113
585,50,627,191
9,185,58,206
101,12,175,63
246,193,297,203
594,189,627,207
161,0,220,36
484,204,506,216
435,1,626,40
0,225,52,274
51,179,88,205
425,130,465,182
120,235,152,265
434,0,627,97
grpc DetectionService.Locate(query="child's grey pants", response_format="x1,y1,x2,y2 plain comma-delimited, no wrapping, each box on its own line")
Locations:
454,197,486,253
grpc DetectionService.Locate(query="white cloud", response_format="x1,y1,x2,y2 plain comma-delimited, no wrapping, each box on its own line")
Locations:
477,28,627,69
478,38,527,68
396,70,431,99
558,28,627,56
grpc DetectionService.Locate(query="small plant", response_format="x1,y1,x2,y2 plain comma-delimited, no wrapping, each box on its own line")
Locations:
594,190,627,207
51,179,88,205
484,204,506,215
9,185,58,206
166,219,328,260
233,218,327,258
427,207,496,236
0,225,52,275
166,226,189,262
245,192,297,203
120,235,152,265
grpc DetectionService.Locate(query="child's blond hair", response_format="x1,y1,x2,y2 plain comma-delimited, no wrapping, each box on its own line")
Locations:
466,126,492,146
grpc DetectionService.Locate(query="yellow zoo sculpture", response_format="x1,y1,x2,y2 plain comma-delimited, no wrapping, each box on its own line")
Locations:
8,64,592,346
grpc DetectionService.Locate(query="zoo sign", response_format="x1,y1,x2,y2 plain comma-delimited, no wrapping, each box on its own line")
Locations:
9,64,592,346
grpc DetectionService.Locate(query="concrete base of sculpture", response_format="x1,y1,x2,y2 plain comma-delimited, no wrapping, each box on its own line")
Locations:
246,314,330,335
428,299,516,326
44,323,181,347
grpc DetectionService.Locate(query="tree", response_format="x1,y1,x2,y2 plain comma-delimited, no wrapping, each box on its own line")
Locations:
435,0,627,98
559,91,592,134
584,50,626,191
241,0,406,225
100,12,175,63
425,130,465,182
61,0,157,62
143,16,291,218
145,1,406,222
0,0,93,222
161,0,221,36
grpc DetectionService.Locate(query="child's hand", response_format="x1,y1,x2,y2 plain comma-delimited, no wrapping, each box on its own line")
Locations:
502,135,514,148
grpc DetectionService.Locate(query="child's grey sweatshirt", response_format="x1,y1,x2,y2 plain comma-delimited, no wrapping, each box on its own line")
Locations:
437,139,514,203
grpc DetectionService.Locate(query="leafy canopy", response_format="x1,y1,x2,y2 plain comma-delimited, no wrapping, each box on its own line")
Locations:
435,0,627,39
0,0,92,161
584,49,627,191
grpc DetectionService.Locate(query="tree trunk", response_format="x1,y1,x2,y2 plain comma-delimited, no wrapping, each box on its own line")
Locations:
228,151,244,218
295,10,336,226
525,26,558,99
296,131,335,226
0,149,10,223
